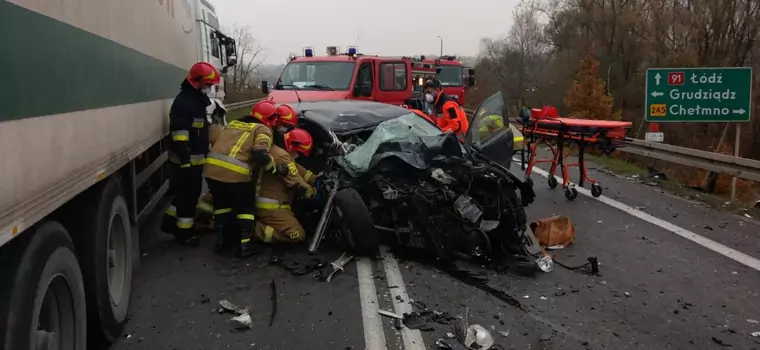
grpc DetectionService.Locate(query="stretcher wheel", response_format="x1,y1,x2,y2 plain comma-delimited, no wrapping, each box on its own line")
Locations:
564,187,579,201
591,183,603,197
547,176,559,189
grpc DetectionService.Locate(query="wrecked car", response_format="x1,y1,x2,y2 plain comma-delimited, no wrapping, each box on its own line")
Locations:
295,92,541,266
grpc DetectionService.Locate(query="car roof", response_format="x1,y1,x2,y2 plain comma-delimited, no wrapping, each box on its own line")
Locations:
297,100,412,133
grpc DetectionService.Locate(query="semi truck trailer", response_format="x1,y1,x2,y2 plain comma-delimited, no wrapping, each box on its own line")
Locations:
0,0,235,348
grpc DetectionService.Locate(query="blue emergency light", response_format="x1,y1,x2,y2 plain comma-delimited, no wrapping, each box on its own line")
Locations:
420,55,426,60
446,55,456,61
347,46,358,55
304,47,314,57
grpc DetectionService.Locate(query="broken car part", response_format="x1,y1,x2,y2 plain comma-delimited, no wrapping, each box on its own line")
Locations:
326,253,354,282
464,324,495,350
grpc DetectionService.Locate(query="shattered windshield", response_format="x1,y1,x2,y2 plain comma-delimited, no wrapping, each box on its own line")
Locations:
277,61,355,90
437,66,463,86
342,113,444,174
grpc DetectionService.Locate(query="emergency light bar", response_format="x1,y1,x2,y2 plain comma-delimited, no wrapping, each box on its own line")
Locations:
446,55,456,61
304,47,314,57
346,46,358,55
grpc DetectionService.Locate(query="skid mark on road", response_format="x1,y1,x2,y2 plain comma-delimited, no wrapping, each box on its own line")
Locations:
519,158,760,272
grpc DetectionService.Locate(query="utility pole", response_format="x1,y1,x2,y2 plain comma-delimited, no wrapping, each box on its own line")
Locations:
437,36,443,57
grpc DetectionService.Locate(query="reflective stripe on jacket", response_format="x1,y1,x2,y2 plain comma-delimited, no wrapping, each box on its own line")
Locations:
203,120,274,183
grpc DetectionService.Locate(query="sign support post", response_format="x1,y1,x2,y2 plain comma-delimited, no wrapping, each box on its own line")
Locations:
731,124,741,201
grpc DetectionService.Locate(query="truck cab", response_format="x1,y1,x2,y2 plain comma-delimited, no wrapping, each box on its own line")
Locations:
264,47,433,109
423,56,476,105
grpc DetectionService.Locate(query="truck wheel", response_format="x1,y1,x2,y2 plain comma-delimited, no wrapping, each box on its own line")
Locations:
68,179,133,345
0,221,87,350
333,188,379,256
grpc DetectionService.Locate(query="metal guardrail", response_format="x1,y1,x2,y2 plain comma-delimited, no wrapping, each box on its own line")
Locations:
228,99,760,182
225,98,263,111
618,138,760,182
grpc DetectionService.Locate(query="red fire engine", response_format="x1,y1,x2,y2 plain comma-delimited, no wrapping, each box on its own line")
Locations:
421,56,476,105
262,46,440,110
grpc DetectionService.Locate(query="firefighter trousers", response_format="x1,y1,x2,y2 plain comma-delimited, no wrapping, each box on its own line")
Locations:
162,163,204,238
206,179,257,244
254,205,306,244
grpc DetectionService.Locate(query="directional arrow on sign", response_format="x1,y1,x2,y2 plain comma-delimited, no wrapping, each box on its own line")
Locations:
733,108,746,115
655,73,661,85
650,91,663,97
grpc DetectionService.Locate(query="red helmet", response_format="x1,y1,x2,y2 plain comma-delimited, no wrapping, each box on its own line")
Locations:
186,62,221,89
274,104,298,127
250,101,278,126
284,128,313,157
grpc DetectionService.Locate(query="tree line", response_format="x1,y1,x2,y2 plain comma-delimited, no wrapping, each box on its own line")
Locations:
472,0,760,199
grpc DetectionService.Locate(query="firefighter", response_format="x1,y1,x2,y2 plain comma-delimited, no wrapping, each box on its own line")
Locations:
203,100,279,257
423,79,469,139
253,128,318,244
161,61,220,247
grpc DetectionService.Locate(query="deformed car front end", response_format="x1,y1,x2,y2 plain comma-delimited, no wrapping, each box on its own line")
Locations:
296,93,545,269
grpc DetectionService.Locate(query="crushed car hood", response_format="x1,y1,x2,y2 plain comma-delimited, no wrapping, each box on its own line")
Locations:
341,113,464,175
297,100,410,135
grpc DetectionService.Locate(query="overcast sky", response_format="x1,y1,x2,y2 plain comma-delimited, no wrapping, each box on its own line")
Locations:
213,0,521,64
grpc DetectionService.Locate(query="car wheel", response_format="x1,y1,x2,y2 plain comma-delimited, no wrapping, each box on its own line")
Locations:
333,188,379,256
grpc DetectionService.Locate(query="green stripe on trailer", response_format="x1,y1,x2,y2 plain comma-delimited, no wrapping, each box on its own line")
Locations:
0,1,187,122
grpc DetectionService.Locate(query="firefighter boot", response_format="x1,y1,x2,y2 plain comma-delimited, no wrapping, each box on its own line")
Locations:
236,233,261,258
174,226,200,247
214,224,236,253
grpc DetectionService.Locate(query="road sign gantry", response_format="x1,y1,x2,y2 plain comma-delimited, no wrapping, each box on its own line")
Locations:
644,67,752,122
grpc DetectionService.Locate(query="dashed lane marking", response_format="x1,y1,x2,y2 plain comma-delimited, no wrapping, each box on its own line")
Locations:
381,249,426,350
357,257,388,349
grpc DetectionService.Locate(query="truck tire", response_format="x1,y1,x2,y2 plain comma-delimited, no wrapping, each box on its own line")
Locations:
0,221,87,350
333,188,379,256
67,178,133,346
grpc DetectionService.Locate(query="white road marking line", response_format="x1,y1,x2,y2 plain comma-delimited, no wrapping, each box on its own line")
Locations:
381,250,427,350
357,258,388,350
517,158,760,272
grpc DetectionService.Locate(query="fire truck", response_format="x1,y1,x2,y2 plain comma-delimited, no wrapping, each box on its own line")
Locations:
263,46,444,110
422,56,476,105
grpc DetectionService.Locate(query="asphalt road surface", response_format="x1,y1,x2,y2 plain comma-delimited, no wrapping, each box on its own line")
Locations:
112,153,760,350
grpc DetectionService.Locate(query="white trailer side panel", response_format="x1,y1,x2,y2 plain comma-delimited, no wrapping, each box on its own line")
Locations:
0,0,206,246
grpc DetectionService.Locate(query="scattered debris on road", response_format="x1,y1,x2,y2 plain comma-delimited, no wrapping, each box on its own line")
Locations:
269,279,277,326
530,215,575,249
378,309,403,319
326,253,354,282
218,299,253,330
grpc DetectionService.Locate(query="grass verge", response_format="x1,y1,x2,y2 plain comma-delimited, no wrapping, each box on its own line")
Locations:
585,153,759,218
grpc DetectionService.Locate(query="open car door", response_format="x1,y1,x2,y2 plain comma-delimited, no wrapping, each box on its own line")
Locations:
464,91,515,168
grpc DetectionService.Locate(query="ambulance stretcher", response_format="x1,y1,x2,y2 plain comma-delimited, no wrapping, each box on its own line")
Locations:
516,107,632,201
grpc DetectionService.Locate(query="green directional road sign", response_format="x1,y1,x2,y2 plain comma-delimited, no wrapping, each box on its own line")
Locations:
645,67,752,122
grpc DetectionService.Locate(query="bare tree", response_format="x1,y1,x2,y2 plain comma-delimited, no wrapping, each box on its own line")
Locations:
226,25,265,92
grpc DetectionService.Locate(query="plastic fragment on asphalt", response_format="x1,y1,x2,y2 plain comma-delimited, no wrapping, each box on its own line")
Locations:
464,324,494,349
232,313,253,329
747,319,759,324
498,330,510,338
751,331,760,337
378,309,403,319
535,255,554,272
219,299,249,315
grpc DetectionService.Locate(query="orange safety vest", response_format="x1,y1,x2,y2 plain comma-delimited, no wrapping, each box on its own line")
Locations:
433,91,469,138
